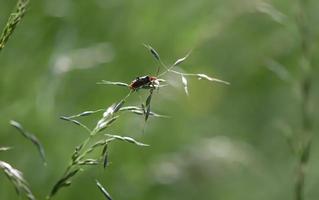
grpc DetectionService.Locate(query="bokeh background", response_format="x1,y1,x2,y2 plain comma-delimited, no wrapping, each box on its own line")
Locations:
1,0,319,199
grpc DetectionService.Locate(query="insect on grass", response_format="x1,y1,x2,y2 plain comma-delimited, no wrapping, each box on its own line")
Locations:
48,44,229,199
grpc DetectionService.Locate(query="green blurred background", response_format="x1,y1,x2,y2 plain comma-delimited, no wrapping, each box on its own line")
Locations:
1,0,319,199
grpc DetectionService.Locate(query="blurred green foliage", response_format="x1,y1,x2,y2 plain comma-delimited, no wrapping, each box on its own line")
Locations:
1,0,319,199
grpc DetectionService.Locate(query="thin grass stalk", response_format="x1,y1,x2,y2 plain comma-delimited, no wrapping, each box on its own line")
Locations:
295,0,313,200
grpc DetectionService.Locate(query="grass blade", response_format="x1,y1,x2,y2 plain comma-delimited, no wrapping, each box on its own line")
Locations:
10,120,47,165
96,180,113,200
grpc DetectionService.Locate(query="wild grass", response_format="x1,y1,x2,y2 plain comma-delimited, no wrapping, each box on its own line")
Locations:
48,45,229,199
0,1,36,200
0,120,45,200
294,0,313,200
1,0,315,199
0,3,228,196
0,160,35,200
10,120,47,165
0,0,29,51
1,0,316,199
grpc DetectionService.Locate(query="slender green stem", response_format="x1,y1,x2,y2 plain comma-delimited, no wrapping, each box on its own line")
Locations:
295,0,313,200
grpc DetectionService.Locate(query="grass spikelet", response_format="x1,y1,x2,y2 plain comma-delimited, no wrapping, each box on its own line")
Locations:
63,109,104,119
113,100,125,113
77,159,100,166
97,80,129,88
197,74,230,85
0,161,35,200
102,147,109,168
96,180,113,200
10,120,46,165
59,116,92,134
105,134,150,147
119,106,141,111
97,116,119,132
0,0,29,51
181,75,189,96
173,51,191,66
0,146,12,151
143,43,160,61
144,89,153,122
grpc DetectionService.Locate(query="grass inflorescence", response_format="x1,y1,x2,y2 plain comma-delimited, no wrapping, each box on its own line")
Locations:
0,160,35,200
0,0,29,51
48,44,229,199
0,2,36,199
48,101,149,198
0,120,45,200
0,3,229,196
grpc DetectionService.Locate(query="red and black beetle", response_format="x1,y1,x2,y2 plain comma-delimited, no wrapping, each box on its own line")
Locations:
129,75,158,90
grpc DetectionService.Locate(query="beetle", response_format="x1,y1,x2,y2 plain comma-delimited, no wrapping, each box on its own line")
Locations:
129,75,158,90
